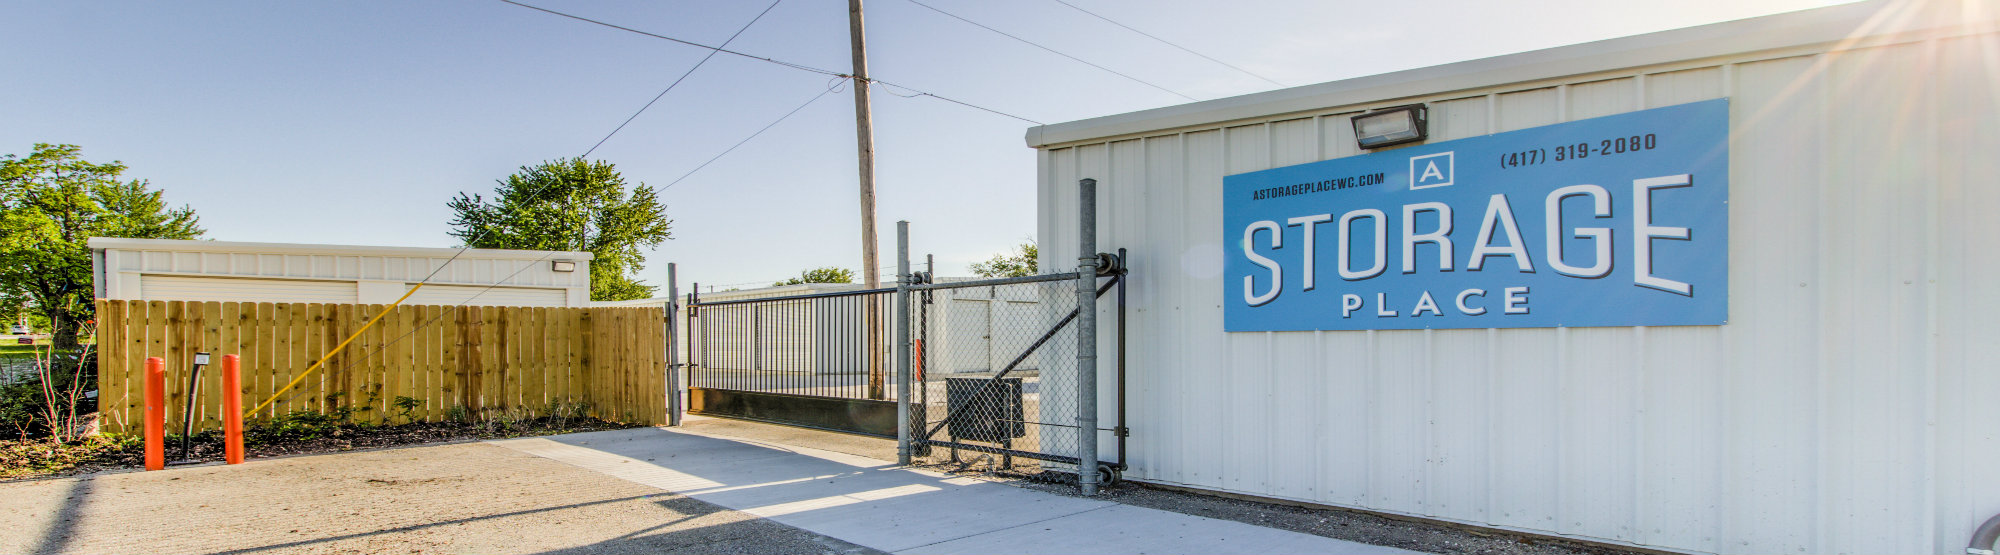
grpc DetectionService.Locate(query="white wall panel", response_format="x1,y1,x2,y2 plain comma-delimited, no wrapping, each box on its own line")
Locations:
1032,5,2000,553
1936,32,2000,554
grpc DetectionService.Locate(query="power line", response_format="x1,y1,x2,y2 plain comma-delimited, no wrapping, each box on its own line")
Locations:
293,252,559,402
662,78,848,190
305,85,836,402
902,0,1196,102
870,80,1042,125
257,1,813,413
273,2,1002,410
416,1,808,281
496,0,847,78
496,0,1043,126
1050,0,1284,87
581,0,786,159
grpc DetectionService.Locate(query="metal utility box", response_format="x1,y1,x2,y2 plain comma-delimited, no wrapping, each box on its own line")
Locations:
944,377,1025,442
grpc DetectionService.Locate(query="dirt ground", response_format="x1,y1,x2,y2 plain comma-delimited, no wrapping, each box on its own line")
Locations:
0,441,877,555
679,416,1662,555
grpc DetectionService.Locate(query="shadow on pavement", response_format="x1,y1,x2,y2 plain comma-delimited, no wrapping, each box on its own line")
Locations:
30,477,91,555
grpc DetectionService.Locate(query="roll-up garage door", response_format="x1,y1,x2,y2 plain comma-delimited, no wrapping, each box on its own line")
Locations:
140,275,359,304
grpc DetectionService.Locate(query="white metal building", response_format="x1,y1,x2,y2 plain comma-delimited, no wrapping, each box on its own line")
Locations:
615,281,1047,376
1031,1,1999,554
929,279,1051,375
605,282,864,367
90,238,594,307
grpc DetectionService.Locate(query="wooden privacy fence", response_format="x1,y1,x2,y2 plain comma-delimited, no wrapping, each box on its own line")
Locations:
94,300,667,434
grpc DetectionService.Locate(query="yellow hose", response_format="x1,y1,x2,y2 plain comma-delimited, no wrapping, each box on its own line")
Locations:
244,282,425,417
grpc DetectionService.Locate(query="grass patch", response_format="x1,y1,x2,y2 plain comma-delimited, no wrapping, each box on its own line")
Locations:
0,340,93,357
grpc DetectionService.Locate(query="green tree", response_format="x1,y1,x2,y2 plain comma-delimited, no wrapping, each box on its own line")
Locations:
969,241,1038,278
447,158,672,301
0,144,204,349
775,267,855,287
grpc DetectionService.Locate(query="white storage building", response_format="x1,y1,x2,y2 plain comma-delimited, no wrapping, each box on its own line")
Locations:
612,281,1047,377
1031,1,1999,554
90,238,594,307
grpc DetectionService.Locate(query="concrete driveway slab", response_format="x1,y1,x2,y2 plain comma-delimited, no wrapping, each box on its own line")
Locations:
909,504,1416,555
491,427,1419,555
497,433,1121,553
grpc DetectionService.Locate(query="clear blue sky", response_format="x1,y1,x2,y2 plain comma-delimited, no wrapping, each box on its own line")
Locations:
1,0,1850,292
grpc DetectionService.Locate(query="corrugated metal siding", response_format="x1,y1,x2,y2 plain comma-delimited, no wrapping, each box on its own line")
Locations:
1036,24,2000,555
140,275,357,304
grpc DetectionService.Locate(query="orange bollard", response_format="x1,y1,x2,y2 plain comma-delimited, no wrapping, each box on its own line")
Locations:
221,355,244,464
143,357,165,471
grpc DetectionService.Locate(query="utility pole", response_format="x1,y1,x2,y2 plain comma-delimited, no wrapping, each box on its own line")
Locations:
849,0,885,400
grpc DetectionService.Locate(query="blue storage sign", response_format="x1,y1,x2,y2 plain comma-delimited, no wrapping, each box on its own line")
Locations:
1223,99,1729,332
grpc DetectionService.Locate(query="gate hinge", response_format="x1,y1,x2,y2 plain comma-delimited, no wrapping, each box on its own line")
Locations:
1095,252,1126,277
1113,426,1130,438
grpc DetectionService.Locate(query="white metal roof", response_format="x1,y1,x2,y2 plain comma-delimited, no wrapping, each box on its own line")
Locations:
87,237,594,261
1024,0,1988,148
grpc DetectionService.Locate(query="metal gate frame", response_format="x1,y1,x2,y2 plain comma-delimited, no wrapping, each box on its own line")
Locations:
893,178,1125,494
674,179,1121,494
899,270,1126,470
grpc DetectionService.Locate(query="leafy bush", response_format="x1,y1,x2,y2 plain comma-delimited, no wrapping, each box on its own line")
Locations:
0,349,96,440
245,405,352,446
391,396,421,423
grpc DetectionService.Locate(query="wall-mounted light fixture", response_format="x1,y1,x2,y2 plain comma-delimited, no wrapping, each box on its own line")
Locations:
1351,104,1428,149
551,260,577,272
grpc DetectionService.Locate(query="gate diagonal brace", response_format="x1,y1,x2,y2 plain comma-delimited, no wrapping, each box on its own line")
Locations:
919,275,1120,442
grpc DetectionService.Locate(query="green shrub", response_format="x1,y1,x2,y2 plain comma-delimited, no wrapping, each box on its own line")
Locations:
246,408,350,445
391,396,421,423
0,349,96,440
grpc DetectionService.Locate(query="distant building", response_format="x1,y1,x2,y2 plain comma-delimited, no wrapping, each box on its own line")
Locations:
88,238,593,307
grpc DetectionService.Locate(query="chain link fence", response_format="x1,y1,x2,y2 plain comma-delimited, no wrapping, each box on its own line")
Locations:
910,276,1085,476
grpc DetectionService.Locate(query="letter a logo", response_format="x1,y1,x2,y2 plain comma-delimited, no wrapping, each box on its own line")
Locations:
1410,151,1455,190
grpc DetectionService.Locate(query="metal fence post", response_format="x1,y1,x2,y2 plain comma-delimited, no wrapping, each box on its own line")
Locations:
667,263,683,427
896,220,914,465
1076,178,1100,495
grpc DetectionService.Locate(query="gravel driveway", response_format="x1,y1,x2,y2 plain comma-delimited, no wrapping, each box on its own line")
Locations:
0,441,877,555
